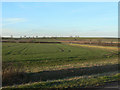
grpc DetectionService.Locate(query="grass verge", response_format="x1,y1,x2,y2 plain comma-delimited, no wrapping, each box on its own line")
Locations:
3,72,120,88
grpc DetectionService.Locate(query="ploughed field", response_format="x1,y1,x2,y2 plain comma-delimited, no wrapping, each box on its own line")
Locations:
2,42,120,88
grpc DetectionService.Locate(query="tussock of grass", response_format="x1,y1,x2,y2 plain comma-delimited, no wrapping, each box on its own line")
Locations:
2,63,28,86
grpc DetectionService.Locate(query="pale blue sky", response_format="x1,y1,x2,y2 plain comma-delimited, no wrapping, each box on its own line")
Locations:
2,2,118,37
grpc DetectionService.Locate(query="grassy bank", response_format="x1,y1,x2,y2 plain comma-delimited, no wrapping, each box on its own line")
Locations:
3,72,120,88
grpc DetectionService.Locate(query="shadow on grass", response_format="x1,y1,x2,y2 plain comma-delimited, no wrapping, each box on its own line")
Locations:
3,64,119,86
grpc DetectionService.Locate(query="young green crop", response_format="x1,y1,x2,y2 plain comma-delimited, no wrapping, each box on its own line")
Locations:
2,43,118,70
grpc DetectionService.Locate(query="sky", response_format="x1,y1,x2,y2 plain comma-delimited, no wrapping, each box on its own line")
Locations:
2,2,118,37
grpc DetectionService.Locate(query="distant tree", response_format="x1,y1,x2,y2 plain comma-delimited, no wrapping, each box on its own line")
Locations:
111,40,113,43
24,35,26,38
98,39,102,45
43,36,46,39
111,40,113,45
74,38,77,41
89,40,92,44
20,36,22,38
11,35,13,38
36,36,38,38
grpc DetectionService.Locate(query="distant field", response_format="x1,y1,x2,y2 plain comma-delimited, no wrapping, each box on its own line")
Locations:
2,37,118,42
2,38,120,88
2,37,119,47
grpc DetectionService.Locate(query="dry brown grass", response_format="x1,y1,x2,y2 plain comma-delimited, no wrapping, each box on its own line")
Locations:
2,63,28,86
69,43,118,51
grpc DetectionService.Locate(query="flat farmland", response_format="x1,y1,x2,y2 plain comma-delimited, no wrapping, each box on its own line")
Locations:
3,43,117,67
2,41,120,88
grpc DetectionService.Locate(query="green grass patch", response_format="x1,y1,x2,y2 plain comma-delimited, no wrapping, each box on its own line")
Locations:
2,43,118,69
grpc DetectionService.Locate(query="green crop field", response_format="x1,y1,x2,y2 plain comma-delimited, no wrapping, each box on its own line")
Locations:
2,42,118,68
2,41,120,88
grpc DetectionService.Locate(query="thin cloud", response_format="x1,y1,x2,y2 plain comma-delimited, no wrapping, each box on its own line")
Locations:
17,3,49,9
3,18,26,26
